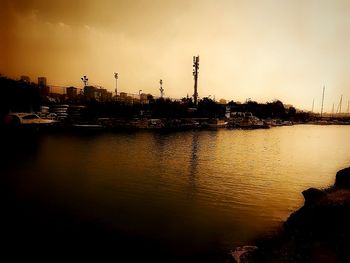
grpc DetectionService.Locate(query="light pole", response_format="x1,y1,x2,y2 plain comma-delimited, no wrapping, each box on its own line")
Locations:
81,75,88,87
139,89,142,99
159,79,164,98
114,72,118,96
139,89,143,105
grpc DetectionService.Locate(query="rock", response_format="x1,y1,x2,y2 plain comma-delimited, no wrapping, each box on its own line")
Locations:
302,188,326,206
231,246,258,263
335,167,350,188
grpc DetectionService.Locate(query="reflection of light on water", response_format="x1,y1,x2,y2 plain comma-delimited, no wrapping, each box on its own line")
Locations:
189,132,199,194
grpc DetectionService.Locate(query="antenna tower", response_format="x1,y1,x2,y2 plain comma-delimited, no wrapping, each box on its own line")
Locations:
193,55,199,106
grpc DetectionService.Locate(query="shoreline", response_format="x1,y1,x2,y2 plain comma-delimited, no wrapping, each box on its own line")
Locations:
231,167,350,263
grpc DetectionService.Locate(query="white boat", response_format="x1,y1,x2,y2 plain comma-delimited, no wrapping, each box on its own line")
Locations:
206,118,228,128
230,112,269,129
5,113,57,126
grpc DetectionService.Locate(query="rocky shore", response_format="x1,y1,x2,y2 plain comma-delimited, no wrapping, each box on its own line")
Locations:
231,167,350,263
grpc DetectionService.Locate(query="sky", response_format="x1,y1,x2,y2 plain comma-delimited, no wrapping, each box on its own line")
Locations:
1,0,350,111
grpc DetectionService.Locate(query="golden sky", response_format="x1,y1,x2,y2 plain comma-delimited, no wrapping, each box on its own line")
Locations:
1,0,350,110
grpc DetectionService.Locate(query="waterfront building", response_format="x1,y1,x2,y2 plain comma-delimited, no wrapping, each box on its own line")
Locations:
84,86,98,100
84,86,112,102
99,88,112,102
36,77,49,98
39,86,50,99
120,92,127,99
140,93,149,104
67,86,78,99
38,77,47,87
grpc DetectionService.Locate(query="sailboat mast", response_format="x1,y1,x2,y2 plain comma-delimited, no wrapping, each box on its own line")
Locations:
320,86,325,118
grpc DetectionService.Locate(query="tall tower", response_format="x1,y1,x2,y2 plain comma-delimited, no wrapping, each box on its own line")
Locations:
193,55,199,106
159,79,164,98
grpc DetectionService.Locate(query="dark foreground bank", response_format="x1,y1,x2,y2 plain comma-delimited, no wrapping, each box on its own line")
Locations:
231,167,350,263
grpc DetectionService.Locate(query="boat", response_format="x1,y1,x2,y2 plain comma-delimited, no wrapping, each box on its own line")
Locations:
230,112,269,129
127,118,165,129
206,118,228,129
4,112,58,131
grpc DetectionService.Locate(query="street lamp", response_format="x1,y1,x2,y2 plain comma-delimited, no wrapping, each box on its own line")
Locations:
139,89,143,105
139,89,142,100
81,75,88,87
114,72,118,95
159,79,164,98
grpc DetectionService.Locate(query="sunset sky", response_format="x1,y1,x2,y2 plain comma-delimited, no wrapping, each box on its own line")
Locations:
1,0,350,111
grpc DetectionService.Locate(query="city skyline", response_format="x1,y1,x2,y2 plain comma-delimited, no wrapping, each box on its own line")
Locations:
1,0,350,111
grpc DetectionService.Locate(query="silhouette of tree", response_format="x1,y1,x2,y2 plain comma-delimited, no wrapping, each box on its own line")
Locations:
0,76,41,119
197,97,224,118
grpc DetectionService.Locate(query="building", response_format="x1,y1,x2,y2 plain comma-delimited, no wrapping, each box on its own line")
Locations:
66,86,78,99
38,77,47,87
140,93,149,104
120,92,128,99
39,86,50,99
117,92,134,104
84,86,98,100
84,86,112,102
98,88,109,102
37,77,49,98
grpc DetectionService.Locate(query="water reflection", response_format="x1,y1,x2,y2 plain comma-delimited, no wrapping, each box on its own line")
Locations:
151,131,168,167
189,131,199,195
1,132,41,170
1,126,350,262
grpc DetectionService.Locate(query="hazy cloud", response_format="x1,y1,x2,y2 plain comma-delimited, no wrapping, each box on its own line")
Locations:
1,0,350,109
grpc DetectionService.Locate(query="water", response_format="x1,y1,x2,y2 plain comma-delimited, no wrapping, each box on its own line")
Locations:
1,125,350,261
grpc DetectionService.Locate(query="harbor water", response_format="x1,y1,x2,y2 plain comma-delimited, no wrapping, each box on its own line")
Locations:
1,125,350,261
